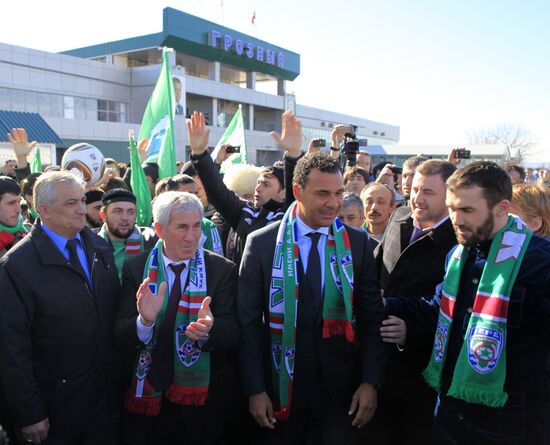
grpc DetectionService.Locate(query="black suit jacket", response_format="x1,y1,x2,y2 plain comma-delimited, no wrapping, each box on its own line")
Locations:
115,248,239,404
374,206,457,396
0,222,122,433
238,222,386,410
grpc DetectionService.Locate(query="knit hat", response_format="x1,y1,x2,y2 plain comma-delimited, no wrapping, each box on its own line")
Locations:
102,188,136,206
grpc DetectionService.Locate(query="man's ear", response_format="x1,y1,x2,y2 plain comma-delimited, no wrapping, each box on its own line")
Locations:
153,221,163,238
292,184,301,202
99,209,106,223
495,199,511,217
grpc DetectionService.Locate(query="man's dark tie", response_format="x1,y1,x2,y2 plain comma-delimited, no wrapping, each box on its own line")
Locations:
306,232,323,315
148,262,186,390
66,238,88,282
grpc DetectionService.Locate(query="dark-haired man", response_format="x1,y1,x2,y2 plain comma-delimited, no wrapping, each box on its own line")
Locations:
385,161,550,444
369,160,457,444
0,176,26,258
239,152,385,444
85,188,104,228
96,188,157,281
187,112,287,265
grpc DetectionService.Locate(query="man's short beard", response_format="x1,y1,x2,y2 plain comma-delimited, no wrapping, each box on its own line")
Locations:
455,212,494,246
109,223,135,239
86,214,102,228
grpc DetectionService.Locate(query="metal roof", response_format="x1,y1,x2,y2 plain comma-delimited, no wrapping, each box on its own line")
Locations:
0,111,63,144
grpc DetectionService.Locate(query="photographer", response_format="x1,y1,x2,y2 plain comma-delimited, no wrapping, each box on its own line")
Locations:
375,163,405,204
329,124,363,170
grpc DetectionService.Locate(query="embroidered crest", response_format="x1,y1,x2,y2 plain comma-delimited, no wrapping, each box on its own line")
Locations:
175,323,201,367
136,351,152,380
434,320,448,363
467,325,504,374
272,343,282,373
284,346,295,380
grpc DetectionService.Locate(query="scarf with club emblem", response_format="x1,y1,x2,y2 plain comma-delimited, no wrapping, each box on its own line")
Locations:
99,224,145,255
269,202,355,420
423,215,531,407
125,240,210,416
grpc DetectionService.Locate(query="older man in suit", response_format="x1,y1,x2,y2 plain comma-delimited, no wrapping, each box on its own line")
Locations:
115,191,239,445
238,152,386,444
0,171,122,444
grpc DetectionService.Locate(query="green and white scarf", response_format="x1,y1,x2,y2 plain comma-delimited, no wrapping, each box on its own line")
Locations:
200,218,223,256
99,224,145,255
423,215,532,407
125,240,210,416
269,202,355,420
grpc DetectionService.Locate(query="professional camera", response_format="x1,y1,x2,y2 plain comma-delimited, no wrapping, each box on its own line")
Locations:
340,125,360,167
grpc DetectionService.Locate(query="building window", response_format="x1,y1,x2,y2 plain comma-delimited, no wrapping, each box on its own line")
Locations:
63,96,75,119
98,99,128,123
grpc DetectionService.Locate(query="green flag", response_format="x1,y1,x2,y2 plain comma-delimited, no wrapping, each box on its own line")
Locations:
211,105,248,173
129,131,153,227
30,145,42,173
138,49,177,179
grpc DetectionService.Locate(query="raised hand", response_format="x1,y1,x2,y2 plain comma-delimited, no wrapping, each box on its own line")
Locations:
136,278,167,326
185,296,213,341
7,127,37,167
187,111,210,155
270,111,302,157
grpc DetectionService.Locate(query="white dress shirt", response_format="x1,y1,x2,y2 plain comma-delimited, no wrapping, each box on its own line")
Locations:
295,214,330,288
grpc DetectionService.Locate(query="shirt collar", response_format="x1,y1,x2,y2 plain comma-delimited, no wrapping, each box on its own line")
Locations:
161,248,191,270
41,222,83,252
295,214,330,239
412,214,450,233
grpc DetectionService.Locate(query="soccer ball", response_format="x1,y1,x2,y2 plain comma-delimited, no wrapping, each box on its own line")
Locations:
61,143,105,185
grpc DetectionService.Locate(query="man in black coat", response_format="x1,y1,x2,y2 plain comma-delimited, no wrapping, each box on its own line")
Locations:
238,153,386,444
386,162,550,444
370,159,457,444
0,171,122,444
115,191,239,445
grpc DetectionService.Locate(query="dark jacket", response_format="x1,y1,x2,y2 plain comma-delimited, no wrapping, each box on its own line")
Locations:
190,151,284,266
390,235,550,442
0,222,122,433
115,248,240,402
373,206,457,397
238,222,386,409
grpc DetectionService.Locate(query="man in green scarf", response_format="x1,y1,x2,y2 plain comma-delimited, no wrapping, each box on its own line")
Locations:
95,188,157,281
382,161,550,444
0,176,27,258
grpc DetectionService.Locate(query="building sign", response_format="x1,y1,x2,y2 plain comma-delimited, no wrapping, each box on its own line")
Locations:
208,30,284,68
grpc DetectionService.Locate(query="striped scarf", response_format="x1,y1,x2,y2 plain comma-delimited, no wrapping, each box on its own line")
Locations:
269,202,354,420
423,215,531,407
99,224,144,255
125,240,210,415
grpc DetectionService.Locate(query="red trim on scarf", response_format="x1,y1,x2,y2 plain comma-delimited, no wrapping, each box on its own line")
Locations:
165,383,208,406
472,293,509,318
0,231,16,250
322,319,355,342
440,293,455,318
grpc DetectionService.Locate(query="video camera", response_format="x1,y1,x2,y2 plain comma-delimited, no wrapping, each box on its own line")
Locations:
226,145,241,154
341,125,360,167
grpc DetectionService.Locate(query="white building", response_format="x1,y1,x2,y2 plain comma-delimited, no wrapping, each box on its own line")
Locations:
0,7,400,165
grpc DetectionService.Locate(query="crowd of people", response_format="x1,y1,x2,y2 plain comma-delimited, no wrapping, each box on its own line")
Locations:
0,111,548,445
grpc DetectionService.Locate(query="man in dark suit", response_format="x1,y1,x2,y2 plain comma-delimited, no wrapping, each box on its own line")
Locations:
369,159,457,444
115,191,239,445
0,171,122,444
238,152,386,444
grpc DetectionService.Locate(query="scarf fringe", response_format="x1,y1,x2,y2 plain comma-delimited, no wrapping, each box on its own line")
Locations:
166,384,208,406
322,319,355,343
274,407,290,421
422,366,441,392
447,383,509,408
124,389,162,416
